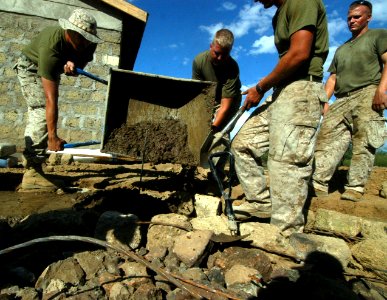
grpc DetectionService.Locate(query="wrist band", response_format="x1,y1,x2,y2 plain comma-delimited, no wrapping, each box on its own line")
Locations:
255,83,264,94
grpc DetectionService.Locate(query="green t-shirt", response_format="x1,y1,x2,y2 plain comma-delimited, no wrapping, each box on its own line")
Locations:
22,26,96,81
273,0,329,78
192,50,241,105
329,29,387,95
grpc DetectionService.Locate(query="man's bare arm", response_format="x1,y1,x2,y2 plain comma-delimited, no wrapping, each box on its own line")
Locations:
372,51,387,111
42,77,66,151
242,28,315,110
212,97,234,129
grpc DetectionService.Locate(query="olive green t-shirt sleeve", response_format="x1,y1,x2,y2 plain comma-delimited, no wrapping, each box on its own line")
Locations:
275,0,328,77
38,45,62,81
221,74,241,100
192,56,202,80
286,0,318,36
329,29,387,94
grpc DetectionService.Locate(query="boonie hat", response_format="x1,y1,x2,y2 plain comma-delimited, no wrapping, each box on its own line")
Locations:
59,8,103,43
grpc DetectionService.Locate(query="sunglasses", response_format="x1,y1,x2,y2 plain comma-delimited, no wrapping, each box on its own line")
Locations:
350,0,372,10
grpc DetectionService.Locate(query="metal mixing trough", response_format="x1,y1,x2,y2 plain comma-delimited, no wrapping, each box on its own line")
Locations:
101,68,217,165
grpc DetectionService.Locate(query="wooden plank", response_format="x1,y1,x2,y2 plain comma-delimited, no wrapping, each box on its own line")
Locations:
99,0,148,23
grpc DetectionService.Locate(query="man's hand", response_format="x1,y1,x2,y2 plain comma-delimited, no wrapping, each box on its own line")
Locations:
241,86,263,110
48,136,67,151
64,61,77,76
373,53,387,111
322,102,330,116
372,88,387,111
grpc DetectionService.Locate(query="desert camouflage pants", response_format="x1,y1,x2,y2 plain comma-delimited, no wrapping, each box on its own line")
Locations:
232,81,326,236
14,56,48,155
313,85,385,193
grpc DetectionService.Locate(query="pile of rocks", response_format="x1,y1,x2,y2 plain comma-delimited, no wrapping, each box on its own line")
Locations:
0,161,386,299
1,201,386,299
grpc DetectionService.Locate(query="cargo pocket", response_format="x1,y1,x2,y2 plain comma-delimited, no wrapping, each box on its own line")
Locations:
365,118,386,149
269,124,317,165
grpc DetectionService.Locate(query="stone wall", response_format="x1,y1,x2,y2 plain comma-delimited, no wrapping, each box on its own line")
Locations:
0,9,121,149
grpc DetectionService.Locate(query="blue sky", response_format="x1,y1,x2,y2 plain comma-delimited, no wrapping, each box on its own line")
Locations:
128,0,387,149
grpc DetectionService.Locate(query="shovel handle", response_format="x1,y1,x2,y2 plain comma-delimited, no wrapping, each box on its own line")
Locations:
220,107,245,135
208,151,238,235
64,141,100,148
75,68,108,85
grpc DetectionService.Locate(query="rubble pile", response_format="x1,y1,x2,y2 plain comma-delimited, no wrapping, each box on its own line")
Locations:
0,161,386,299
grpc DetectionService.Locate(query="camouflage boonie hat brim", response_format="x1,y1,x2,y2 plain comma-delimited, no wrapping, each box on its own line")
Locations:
59,8,103,44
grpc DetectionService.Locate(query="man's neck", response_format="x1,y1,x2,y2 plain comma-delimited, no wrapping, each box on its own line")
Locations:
352,26,369,40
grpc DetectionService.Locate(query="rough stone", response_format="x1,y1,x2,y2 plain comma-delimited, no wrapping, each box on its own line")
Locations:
146,213,191,253
351,239,387,276
224,264,260,297
290,233,352,268
194,194,221,218
314,208,362,237
172,230,213,267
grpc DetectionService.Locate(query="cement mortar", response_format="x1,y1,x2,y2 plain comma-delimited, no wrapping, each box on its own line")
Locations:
103,119,196,165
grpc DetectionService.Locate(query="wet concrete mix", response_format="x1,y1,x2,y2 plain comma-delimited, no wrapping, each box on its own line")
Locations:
103,119,196,165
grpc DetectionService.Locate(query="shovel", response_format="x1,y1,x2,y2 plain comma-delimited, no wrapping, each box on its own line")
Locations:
64,140,100,148
208,151,238,236
200,106,245,166
75,68,108,85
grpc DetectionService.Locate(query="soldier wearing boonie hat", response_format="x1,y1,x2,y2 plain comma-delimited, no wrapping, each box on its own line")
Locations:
59,8,103,44
13,8,103,191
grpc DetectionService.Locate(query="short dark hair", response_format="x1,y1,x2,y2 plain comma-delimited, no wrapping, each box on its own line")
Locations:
212,29,234,50
349,0,372,13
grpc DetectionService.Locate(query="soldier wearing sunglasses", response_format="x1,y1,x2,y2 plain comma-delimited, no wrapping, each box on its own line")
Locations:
312,0,387,202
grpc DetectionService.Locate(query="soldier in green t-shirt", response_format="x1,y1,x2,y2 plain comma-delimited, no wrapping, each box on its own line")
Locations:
192,29,242,178
192,29,242,133
14,8,102,191
312,0,387,202
230,0,329,236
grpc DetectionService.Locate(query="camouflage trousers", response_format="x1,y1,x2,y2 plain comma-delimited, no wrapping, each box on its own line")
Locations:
313,85,385,193
14,56,48,155
231,81,326,236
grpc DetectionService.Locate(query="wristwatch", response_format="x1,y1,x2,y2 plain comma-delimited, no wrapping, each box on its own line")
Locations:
255,83,265,94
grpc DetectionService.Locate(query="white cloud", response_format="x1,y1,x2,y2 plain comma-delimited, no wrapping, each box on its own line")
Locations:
221,2,237,11
231,45,245,60
327,15,348,46
249,35,276,55
200,3,275,41
323,45,338,75
229,4,275,38
371,0,387,24
199,23,225,42
182,57,190,66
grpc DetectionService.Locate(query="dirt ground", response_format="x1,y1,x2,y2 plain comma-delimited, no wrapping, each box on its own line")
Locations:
308,166,387,222
0,159,386,298
0,161,386,225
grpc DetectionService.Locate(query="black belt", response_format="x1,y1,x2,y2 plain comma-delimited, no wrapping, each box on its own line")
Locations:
335,85,374,98
275,74,322,90
297,74,323,83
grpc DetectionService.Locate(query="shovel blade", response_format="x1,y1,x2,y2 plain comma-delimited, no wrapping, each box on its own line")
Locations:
199,131,215,167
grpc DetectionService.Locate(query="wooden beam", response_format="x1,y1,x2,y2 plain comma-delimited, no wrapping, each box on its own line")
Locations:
99,0,148,23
